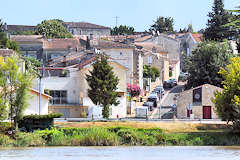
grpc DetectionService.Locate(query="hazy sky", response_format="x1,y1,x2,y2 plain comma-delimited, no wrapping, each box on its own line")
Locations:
0,0,239,32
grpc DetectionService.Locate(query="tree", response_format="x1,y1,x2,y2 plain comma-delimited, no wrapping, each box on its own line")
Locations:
0,55,33,128
111,25,135,35
86,54,119,118
36,19,73,39
150,16,174,33
225,6,240,53
213,57,240,130
185,41,233,89
204,0,234,41
143,65,160,82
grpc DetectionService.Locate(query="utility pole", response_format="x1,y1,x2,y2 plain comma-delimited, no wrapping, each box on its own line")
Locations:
39,63,44,115
114,16,119,27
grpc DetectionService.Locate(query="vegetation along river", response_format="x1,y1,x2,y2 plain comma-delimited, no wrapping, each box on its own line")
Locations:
0,146,240,160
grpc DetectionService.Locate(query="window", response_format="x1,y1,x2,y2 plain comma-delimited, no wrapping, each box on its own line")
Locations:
148,56,152,64
49,90,67,104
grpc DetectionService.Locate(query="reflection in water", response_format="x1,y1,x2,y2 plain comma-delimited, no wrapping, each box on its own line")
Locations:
0,146,240,160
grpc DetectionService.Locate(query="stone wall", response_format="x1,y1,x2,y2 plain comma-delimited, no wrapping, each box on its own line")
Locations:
177,84,221,119
49,105,88,118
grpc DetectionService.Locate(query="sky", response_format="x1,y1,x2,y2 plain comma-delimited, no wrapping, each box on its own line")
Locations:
0,0,239,32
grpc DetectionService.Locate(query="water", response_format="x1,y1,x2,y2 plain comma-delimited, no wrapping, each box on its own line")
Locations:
0,146,240,160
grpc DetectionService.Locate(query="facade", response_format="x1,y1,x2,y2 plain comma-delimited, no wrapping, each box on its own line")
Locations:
10,35,83,64
36,53,128,118
62,22,111,36
10,35,44,59
25,89,51,115
135,42,169,82
177,84,222,119
93,39,143,89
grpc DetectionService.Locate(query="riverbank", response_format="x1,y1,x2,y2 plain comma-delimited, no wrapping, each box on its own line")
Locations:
1,124,240,147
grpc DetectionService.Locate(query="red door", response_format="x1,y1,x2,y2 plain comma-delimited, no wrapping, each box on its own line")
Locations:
187,109,192,118
203,106,211,119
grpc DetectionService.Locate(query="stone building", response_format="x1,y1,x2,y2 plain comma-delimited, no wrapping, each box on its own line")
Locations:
92,39,143,89
177,84,222,119
10,35,84,64
62,22,111,36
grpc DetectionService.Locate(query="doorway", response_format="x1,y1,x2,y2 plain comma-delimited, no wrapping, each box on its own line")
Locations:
203,106,211,119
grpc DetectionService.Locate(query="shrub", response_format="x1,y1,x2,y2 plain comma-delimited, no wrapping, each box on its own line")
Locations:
13,132,45,147
0,134,14,146
19,113,63,131
117,129,138,145
80,128,118,146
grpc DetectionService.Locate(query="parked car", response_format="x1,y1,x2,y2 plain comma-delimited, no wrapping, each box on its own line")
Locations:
163,80,173,88
148,94,158,107
156,86,165,95
169,78,177,86
143,101,153,111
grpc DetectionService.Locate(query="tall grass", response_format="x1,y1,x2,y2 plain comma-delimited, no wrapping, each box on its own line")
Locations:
1,126,240,147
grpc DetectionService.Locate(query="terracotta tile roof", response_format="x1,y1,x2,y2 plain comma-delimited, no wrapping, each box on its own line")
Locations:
93,39,134,49
43,38,82,50
63,22,111,29
134,35,152,42
78,56,96,69
31,89,51,99
0,49,16,57
10,35,43,43
134,42,167,53
191,33,203,42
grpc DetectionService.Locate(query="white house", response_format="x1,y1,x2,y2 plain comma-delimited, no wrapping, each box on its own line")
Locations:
25,89,51,115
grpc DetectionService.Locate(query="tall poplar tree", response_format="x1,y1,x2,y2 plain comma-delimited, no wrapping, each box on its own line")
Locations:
86,54,119,118
204,0,233,41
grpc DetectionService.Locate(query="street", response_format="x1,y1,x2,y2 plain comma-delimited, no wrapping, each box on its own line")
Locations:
150,83,185,119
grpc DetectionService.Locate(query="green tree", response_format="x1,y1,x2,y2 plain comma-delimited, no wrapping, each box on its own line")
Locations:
204,0,234,41
213,57,240,130
150,16,174,33
24,56,42,77
36,19,73,39
0,55,33,128
111,25,135,35
225,6,240,53
143,65,160,82
86,55,119,118
185,41,233,89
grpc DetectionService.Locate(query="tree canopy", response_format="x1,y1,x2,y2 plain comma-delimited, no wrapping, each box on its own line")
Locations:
213,57,240,130
184,41,233,89
143,65,160,82
0,55,34,128
36,19,73,39
150,16,174,33
204,0,234,41
86,54,119,118
111,25,135,35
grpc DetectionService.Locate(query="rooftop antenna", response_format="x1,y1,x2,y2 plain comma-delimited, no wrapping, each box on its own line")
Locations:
113,16,119,27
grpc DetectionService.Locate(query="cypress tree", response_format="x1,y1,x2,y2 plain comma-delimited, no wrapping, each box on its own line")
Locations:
86,54,119,118
204,0,234,41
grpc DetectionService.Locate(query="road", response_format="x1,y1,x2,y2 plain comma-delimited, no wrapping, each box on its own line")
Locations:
150,83,185,119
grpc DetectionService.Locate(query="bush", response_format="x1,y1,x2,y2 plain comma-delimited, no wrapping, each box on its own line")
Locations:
0,134,14,146
79,128,118,146
13,132,45,147
19,113,63,131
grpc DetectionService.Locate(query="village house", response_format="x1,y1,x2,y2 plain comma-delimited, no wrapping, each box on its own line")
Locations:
10,35,84,64
0,49,51,116
92,39,144,90
177,84,222,119
36,52,128,118
62,22,111,36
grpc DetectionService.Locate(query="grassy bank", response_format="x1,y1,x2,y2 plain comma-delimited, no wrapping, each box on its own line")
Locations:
1,126,240,147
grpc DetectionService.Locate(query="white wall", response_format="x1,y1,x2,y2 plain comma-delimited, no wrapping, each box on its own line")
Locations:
25,93,49,115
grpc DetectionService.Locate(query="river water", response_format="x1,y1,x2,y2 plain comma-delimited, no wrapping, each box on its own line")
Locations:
0,146,240,160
